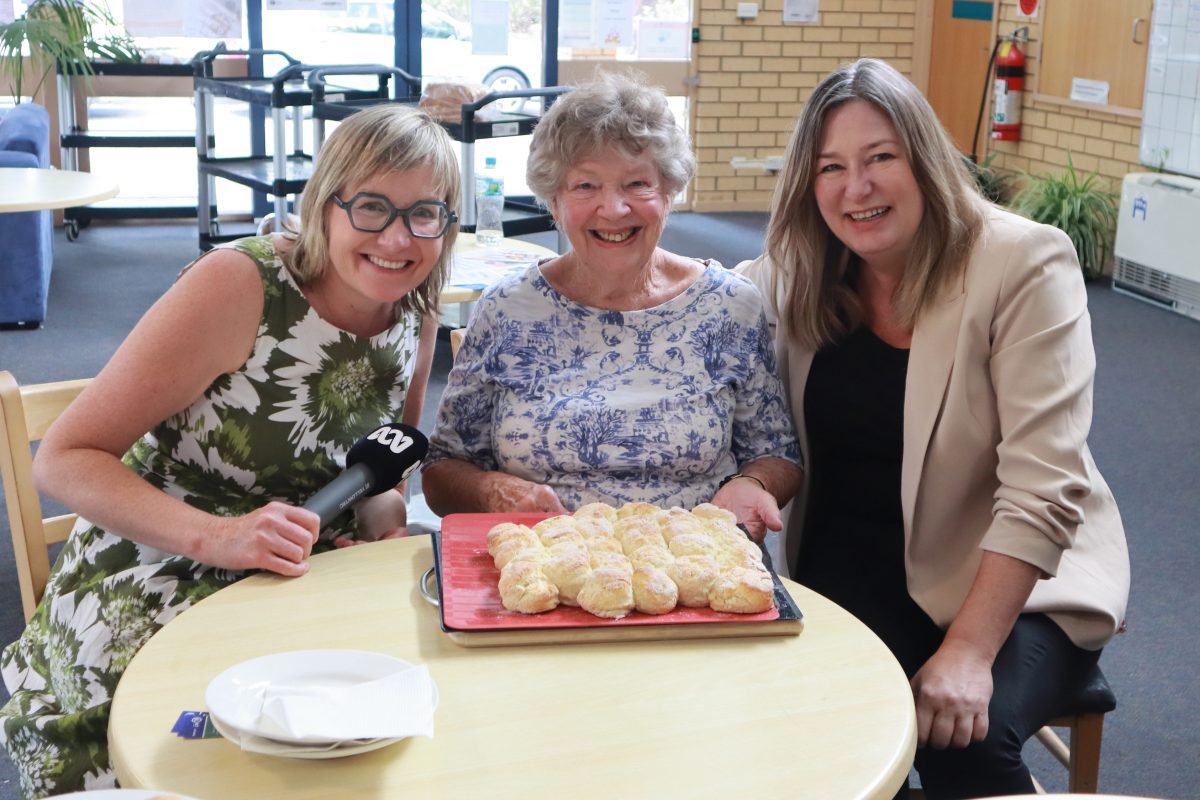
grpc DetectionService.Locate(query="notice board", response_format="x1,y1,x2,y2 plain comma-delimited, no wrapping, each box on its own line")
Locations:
1140,0,1200,177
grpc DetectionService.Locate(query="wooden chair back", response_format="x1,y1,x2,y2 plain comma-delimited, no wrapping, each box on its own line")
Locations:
450,327,464,360
0,371,90,622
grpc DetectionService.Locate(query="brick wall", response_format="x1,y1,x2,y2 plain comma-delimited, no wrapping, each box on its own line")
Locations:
691,0,919,212
688,0,1148,212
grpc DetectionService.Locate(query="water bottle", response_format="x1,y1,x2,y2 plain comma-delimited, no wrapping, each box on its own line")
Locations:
475,156,505,247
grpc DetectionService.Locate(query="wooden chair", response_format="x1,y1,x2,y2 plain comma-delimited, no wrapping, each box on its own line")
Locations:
0,370,89,622
450,327,464,359
1032,663,1117,793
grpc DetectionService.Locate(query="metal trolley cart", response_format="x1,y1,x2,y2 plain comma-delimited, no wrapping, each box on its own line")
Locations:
57,61,211,240
308,66,570,240
191,48,389,250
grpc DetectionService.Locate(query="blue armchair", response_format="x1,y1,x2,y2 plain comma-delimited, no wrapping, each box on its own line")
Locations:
0,102,53,328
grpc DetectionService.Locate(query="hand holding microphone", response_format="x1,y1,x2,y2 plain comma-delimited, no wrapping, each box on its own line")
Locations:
303,422,430,530
201,424,429,576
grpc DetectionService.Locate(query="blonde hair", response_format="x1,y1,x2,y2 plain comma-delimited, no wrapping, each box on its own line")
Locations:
526,71,695,206
767,58,985,349
286,105,460,317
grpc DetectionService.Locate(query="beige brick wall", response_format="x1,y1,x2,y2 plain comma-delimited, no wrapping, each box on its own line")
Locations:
691,0,918,211
688,0,1149,212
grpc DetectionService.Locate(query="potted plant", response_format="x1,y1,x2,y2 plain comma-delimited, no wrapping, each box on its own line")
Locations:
1013,153,1118,280
0,0,140,104
964,152,1015,205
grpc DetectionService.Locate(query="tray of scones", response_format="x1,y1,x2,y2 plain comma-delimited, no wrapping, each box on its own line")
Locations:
423,501,803,646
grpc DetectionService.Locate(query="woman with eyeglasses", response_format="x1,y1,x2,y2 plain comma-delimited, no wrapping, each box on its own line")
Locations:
0,105,458,794
422,73,802,537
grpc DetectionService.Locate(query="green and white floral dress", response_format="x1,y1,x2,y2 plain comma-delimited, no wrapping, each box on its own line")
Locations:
0,236,423,798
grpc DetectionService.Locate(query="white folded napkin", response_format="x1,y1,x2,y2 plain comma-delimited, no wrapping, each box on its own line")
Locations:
253,664,435,742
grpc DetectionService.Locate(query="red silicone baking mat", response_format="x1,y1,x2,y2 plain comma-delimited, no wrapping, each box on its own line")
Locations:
436,512,790,632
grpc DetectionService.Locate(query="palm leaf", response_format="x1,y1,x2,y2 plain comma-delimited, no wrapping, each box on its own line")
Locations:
1013,152,1118,280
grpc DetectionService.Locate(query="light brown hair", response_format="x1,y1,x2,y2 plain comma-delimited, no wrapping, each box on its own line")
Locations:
767,58,986,349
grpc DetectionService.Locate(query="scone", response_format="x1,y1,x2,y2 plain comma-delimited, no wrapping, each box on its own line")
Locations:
616,501,660,519
493,538,546,569
588,549,634,574
583,536,624,555
691,502,739,527
632,565,678,615
667,532,718,558
533,514,576,537
486,522,539,557
574,502,619,522
618,525,667,555
667,554,720,607
708,566,775,613
574,515,616,539
577,566,636,619
543,544,592,606
498,560,560,613
628,544,675,570
660,516,706,544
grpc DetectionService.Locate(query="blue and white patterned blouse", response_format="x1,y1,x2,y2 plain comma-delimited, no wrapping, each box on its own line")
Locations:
426,260,801,510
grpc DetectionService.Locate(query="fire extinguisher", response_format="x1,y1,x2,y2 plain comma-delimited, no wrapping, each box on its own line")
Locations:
991,36,1026,141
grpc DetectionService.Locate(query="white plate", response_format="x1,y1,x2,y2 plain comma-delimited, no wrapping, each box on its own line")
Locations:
204,649,437,745
208,712,401,760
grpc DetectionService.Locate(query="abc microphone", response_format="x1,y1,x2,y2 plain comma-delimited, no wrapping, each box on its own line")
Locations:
302,423,430,530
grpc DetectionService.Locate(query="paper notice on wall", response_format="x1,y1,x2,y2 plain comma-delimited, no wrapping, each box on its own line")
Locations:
123,0,242,37
637,20,689,59
122,0,185,35
595,0,635,48
559,0,593,47
472,0,510,56
187,0,242,37
1070,77,1110,105
0,1,13,26
783,0,818,24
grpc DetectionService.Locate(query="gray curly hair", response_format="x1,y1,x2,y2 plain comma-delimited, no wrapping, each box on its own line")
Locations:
526,71,695,206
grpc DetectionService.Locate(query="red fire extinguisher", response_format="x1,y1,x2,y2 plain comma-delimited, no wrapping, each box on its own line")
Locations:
992,37,1025,141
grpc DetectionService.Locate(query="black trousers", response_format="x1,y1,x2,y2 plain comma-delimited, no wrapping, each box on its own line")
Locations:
801,568,1100,799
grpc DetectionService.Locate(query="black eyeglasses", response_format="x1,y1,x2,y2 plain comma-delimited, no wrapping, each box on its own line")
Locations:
332,193,458,238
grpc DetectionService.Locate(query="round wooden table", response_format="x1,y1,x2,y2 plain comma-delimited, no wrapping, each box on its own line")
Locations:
0,167,118,212
110,536,916,799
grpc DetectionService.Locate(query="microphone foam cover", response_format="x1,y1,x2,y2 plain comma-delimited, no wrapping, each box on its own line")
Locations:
346,423,430,495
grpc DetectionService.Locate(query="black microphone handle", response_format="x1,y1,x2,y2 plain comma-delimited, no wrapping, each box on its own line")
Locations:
301,462,376,530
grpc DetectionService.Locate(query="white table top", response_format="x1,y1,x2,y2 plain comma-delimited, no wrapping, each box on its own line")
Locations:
109,535,916,799
443,231,556,304
0,167,119,213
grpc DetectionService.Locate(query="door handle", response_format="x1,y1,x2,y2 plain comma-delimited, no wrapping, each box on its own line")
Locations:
1132,17,1146,45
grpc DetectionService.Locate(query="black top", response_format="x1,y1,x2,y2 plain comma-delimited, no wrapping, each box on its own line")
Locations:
797,325,911,628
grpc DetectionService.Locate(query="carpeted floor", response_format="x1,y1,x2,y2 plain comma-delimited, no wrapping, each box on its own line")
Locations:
0,215,1197,799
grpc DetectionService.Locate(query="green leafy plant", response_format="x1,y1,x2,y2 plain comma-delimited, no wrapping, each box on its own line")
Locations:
0,0,141,104
964,152,1015,205
1013,153,1118,280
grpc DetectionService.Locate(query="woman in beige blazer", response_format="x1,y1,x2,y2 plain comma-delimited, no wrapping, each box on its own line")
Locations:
739,59,1129,798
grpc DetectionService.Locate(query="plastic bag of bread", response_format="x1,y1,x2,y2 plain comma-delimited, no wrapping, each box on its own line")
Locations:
420,80,500,122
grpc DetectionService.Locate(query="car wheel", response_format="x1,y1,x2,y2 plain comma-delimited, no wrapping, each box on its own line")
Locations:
483,67,531,114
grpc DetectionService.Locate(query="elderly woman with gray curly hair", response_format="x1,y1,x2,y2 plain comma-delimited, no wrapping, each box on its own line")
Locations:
422,73,802,539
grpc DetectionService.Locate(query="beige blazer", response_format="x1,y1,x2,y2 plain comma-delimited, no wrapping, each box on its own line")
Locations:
739,206,1130,650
